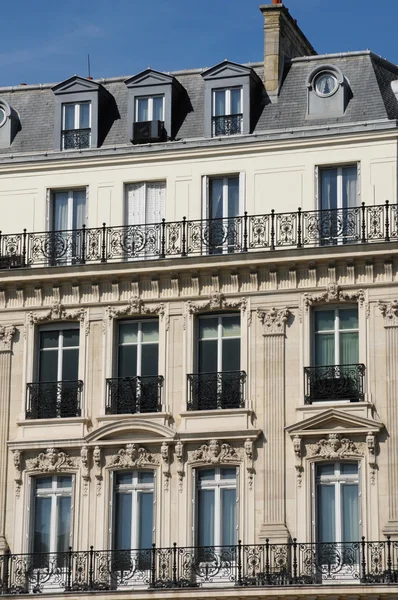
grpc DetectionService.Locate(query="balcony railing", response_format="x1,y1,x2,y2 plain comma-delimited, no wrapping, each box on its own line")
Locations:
26,380,83,419
0,202,397,270
105,376,163,414
0,538,397,593
62,128,91,150
187,370,246,410
212,114,243,136
304,364,365,404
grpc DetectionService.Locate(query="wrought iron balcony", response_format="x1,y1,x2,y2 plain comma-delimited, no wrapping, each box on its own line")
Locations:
0,538,397,593
26,380,83,419
212,113,243,136
187,370,246,411
105,376,163,414
304,364,365,404
0,201,397,270
62,128,91,149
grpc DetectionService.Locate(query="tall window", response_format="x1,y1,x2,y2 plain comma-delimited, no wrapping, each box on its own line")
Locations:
198,315,240,374
118,321,159,379
320,166,358,211
212,88,242,136
52,190,86,232
196,467,237,547
315,462,359,544
32,475,73,555
125,181,165,227
136,96,164,122
313,308,358,366
62,102,91,149
209,177,239,221
113,471,154,551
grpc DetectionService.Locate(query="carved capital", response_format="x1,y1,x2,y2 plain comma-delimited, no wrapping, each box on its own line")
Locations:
0,325,16,352
257,307,289,336
379,300,398,327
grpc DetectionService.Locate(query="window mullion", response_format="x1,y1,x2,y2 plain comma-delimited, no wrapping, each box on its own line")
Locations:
215,481,221,547
335,309,340,365
132,488,137,550
137,324,142,377
75,104,79,130
337,168,343,210
58,332,63,382
50,491,57,554
218,318,222,373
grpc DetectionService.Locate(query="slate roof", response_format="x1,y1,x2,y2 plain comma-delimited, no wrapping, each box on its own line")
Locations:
0,51,397,158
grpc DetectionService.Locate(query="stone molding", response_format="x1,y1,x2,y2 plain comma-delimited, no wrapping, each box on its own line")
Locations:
174,440,184,492
27,302,88,335
0,325,16,353
378,300,398,327
303,283,365,312
105,443,171,491
257,307,289,336
105,296,169,330
183,294,248,330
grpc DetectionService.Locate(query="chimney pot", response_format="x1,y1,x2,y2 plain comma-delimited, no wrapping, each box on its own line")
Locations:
19,83,27,86
272,0,281,4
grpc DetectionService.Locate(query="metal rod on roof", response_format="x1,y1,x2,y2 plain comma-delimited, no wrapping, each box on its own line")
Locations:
88,54,91,79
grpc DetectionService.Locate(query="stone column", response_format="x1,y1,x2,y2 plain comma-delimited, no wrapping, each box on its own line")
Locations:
257,308,290,543
0,326,16,552
379,302,398,535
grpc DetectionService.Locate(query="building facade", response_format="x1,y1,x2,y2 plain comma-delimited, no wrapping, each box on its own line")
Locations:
0,1,397,598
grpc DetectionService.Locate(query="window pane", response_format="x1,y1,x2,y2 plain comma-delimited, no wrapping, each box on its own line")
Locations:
57,476,72,488
40,331,59,349
62,348,79,381
115,472,133,486
214,90,226,117
118,345,137,378
317,484,335,543
321,169,338,211
138,492,153,549
199,339,218,373
315,333,335,366
339,332,359,364
341,463,358,475
221,488,236,545
209,179,224,220
142,321,159,342
317,464,335,477
53,191,69,231
79,103,90,129
72,190,86,230
141,344,158,377
199,318,218,339
198,489,214,546
63,104,75,130
114,492,132,549
36,477,53,489
119,323,138,344
138,471,154,484
57,496,71,553
198,469,215,482
137,98,149,122
230,88,241,114
33,497,52,553
152,96,164,121
339,309,358,330
39,349,58,381
222,338,240,372
63,330,79,347
227,177,240,217
222,316,240,338
342,484,359,542
314,311,335,332
220,468,236,480
342,166,357,209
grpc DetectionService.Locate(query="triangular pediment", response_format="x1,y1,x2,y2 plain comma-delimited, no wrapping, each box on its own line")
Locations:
286,408,384,438
202,60,252,80
125,69,174,88
52,75,101,95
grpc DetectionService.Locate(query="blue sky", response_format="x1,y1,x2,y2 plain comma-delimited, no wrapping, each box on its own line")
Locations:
1,0,396,86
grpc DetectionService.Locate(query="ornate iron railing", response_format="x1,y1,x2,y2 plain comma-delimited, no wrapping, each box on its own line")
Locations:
0,202,397,270
62,128,91,150
212,114,243,136
105,376,163,414
187,371,246,411
304,364,365,404
0,539,397,593
26,380,83,419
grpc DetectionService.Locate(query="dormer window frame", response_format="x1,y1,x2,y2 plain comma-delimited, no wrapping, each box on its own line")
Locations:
0,98,19,148
135,94,165,123
61,101,92,150
306,64,348,120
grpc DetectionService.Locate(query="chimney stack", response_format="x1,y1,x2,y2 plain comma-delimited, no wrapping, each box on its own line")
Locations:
260,1,316,99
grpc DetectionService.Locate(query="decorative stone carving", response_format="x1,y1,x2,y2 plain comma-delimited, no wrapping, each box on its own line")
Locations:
189,439,241,464
106,297,168,329
106,444,159,469
308,433,361,459
292,435,303,487
161,441,171,490
379,300,398,327
366,431,377,484
257,307,289,336
174,440,184,492
244,438,255,490
80,446,89,496
25,448,78,473
0,325,16,352
12,450,22,497
303,284,365,312
183,295,248,329
93,446,102,496
28,303,88,334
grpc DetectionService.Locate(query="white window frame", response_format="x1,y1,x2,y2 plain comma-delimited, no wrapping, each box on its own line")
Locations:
62,102,91,131
196,466,237,547
37,324,80,383
111,470,155,550
117,319,159,378
202,174,245,219
212,88,242,117
30,474,74,554
125,180,166,227
51,188,87,232
197,314,241,374
135,95,165,122
312,306,358,367
318,164,359,211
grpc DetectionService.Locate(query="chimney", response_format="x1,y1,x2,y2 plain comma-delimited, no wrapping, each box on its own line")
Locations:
260,1,316,98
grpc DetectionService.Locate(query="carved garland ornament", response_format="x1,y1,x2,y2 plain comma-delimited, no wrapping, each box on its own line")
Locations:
183,294,249,330
105,443,171,491
303,284,365,312
28,302,89,335
106,296,169,330
0,325,16,352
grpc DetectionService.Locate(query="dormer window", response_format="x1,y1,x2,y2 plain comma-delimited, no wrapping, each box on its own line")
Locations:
0,99,19,148
136,95,164,123
62,101,91,149
307,64,349,119
212,87,242,136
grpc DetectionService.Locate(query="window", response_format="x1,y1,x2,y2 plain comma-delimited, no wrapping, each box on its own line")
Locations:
113,471,154,551
187,315,244,410
196,467,237,547
32,475,73,556
52,189,86,232
319,166,358,244
135,96,164,122
212,88,242,136
26,327,82,419
313,308,358,367
107,320,160,414
203,174,244,254
61,102,91,149
125,181,165,228
315,462,360,544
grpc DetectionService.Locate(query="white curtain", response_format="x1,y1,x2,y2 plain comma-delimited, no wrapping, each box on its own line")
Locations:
321,169,338,210
73,190,86,229
54,192,69,231
342,166,357,208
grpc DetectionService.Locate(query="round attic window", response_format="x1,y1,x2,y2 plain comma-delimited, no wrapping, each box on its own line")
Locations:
314,72,338,97
0,106,6,127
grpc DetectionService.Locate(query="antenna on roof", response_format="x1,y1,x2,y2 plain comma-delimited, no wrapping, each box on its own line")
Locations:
87,54,91,79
